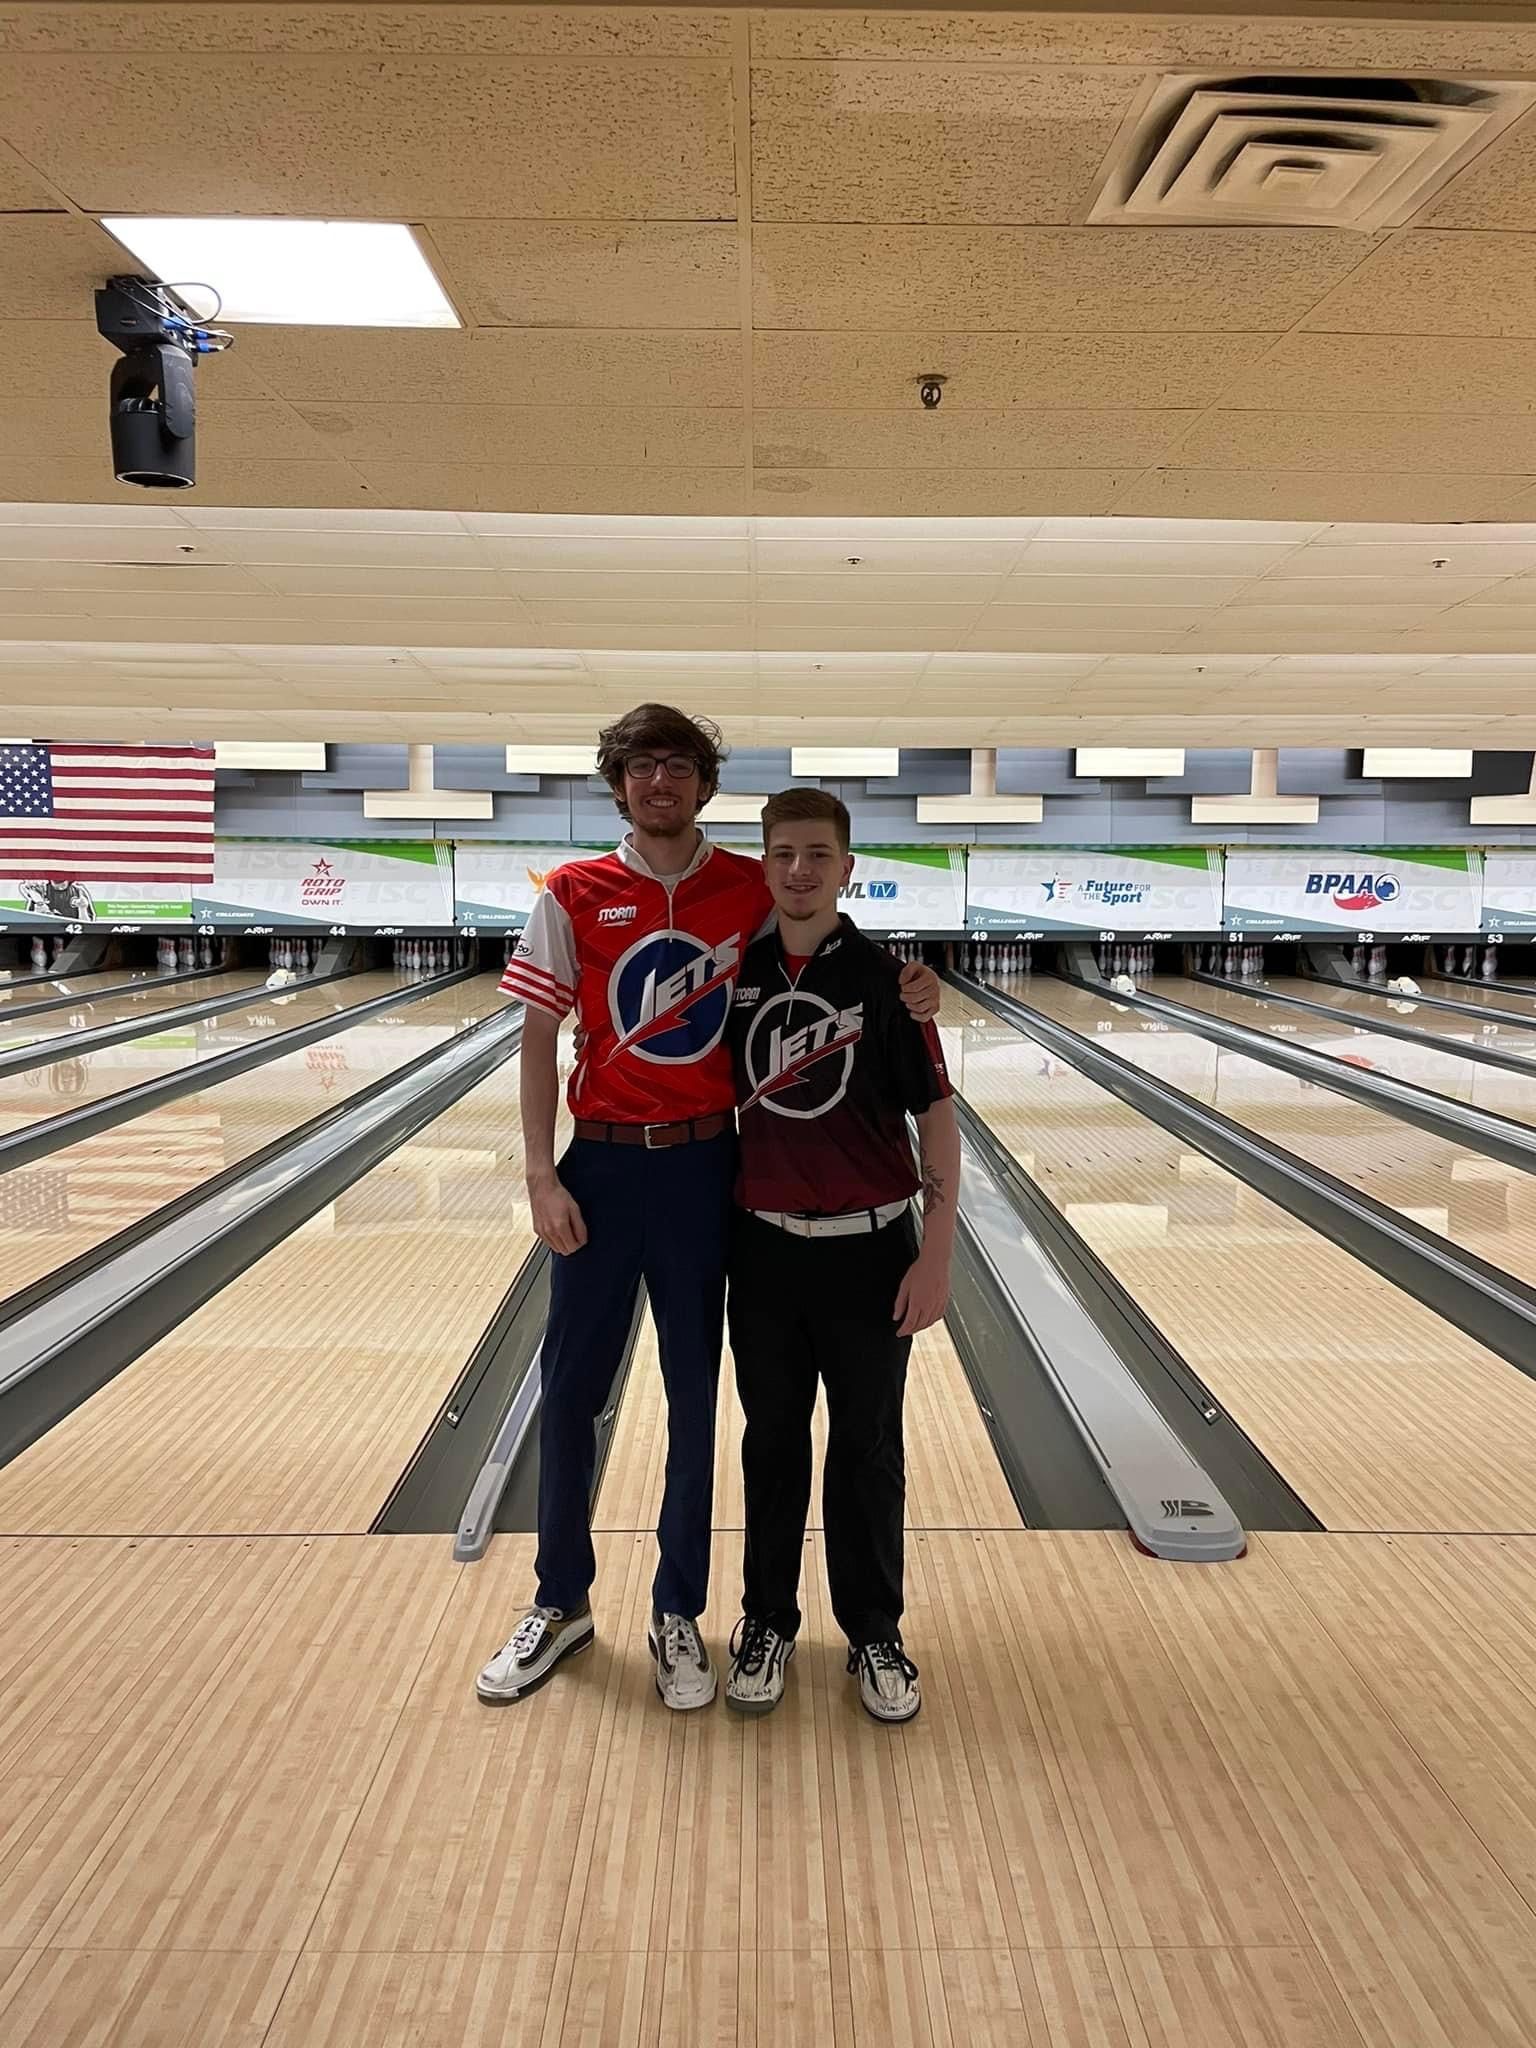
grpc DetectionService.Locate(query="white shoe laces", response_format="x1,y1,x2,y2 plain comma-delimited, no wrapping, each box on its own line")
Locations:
507,1604,560,1659
661,1613,704,1669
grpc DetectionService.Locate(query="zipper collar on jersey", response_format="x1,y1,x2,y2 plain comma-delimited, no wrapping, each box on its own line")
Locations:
615,830,712,894
773,912,856,992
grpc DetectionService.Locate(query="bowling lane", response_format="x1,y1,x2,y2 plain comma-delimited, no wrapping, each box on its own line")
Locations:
1420,976,1536,1021
0,966,149,1012
0,967,261,1058
1020,975,1536,1300
943,983,1536,1533
0,977,508,1308
1151,972,1536,1128
0,986,546,1535
0,971,400,1138
1265,975,1536,1046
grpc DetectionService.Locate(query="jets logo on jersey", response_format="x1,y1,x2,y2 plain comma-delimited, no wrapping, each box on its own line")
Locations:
607,928,740,1066
743,992,863,1118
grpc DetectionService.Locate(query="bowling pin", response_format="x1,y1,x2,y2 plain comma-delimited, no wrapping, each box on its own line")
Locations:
1483,944,1497,980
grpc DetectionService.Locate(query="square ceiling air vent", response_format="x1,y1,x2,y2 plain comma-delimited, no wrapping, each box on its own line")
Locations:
1090,73,1536,230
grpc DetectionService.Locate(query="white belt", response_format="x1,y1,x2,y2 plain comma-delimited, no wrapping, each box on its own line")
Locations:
751,1200,908,1239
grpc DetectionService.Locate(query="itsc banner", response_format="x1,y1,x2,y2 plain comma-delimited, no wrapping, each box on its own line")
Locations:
193,839,455,928
454,843,609,930
965,847,1222,932
840,846,967,933
1481,852,1536,932
1223,848,1482,933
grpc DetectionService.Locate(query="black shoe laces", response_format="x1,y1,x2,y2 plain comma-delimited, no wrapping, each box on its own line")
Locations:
730,1615,776,1677
848,1640,918,1685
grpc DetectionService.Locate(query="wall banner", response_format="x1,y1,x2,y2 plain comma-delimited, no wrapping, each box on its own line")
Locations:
0,880,192,928
193,839,454,929
458,842,967,934
454,843,610,930
1223,848,1482,933
964,847,1222,933
1481,852,1536,933
840,846,967,933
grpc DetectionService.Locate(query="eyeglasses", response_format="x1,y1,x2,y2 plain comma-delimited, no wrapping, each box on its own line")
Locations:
624,753,699,782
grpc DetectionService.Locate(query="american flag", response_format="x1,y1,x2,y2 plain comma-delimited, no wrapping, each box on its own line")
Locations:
0,742,215,883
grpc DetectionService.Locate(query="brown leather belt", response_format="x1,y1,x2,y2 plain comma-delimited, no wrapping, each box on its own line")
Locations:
574,1113,733,1150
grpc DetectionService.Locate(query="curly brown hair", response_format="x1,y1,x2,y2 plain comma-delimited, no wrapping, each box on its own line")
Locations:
595,702,727,820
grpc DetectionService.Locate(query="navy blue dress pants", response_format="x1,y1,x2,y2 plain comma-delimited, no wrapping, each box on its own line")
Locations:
534,1130,735,1621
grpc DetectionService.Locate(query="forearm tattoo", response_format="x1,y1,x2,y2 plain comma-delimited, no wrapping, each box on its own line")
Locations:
921,1163,947,1215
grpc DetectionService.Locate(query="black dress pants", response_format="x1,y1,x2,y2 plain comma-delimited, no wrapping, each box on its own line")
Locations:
727,1206,916,1647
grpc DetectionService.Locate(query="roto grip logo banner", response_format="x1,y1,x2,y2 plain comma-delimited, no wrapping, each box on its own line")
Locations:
1223,848,1482,933
193,840,455,928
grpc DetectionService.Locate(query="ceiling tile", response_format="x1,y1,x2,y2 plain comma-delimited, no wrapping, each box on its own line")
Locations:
1231,333,1536,417
1,212,145,319
751,62,1139,224
432,221,740,329
753,225,1370,332
235,326,741,409
353,463,746,515
1110,469,1523,522
1015,538,1300,575
480,535,749,571
752,330,1274,412
0,457,373,507
1304,230,1536,338
1427,109,1536,229
752,469,1133,515
747,9,1536,71
974,604,1207,635
1241,575,1493,608
755,572,1002,605
0,141,63,210
754,408,1190,471
294,402,742,468
1180,409,1536,476
753,537,1027,574
990,573,1253,607
505,569,753,601
0,56,737,218
4,9,734,56
1264,540,1536,579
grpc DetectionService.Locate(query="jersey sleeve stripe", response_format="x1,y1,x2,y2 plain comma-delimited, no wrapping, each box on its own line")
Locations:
501,967,574,1012
506,959,571,997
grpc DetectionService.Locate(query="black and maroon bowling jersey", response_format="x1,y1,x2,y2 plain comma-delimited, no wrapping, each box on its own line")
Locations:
727,914,952,1215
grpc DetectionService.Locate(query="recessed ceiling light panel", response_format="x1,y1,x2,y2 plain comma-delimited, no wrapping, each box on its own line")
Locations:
101,218,460,328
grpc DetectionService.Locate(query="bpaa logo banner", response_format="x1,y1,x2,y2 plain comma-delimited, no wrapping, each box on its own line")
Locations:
1225,849,1480,932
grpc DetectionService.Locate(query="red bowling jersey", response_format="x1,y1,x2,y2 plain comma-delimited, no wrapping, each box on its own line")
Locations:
500,835,772,1125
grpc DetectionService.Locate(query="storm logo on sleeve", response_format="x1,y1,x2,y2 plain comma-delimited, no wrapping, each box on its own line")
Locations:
743,992,863,1118
607,928,740,1065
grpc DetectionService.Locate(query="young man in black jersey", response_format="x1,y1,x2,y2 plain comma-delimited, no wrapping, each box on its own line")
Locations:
722,788,959,1723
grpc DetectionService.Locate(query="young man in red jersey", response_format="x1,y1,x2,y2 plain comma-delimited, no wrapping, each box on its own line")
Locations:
477,705,938,1710
722,789,957,1725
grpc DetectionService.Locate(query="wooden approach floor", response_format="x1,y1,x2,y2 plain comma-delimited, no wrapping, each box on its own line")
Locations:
5,1525,1536,2045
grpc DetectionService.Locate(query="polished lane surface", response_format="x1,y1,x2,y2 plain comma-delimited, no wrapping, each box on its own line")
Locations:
1020,975,1536,1303
1420,975,1536,1020
0,982,544,1534
1152,973,1536,1128
0,971,402,1138
945,980,1536,1533
0,977,505,1308
0,966,150,1012
0,969,262,1058
1270,975,1536,1041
